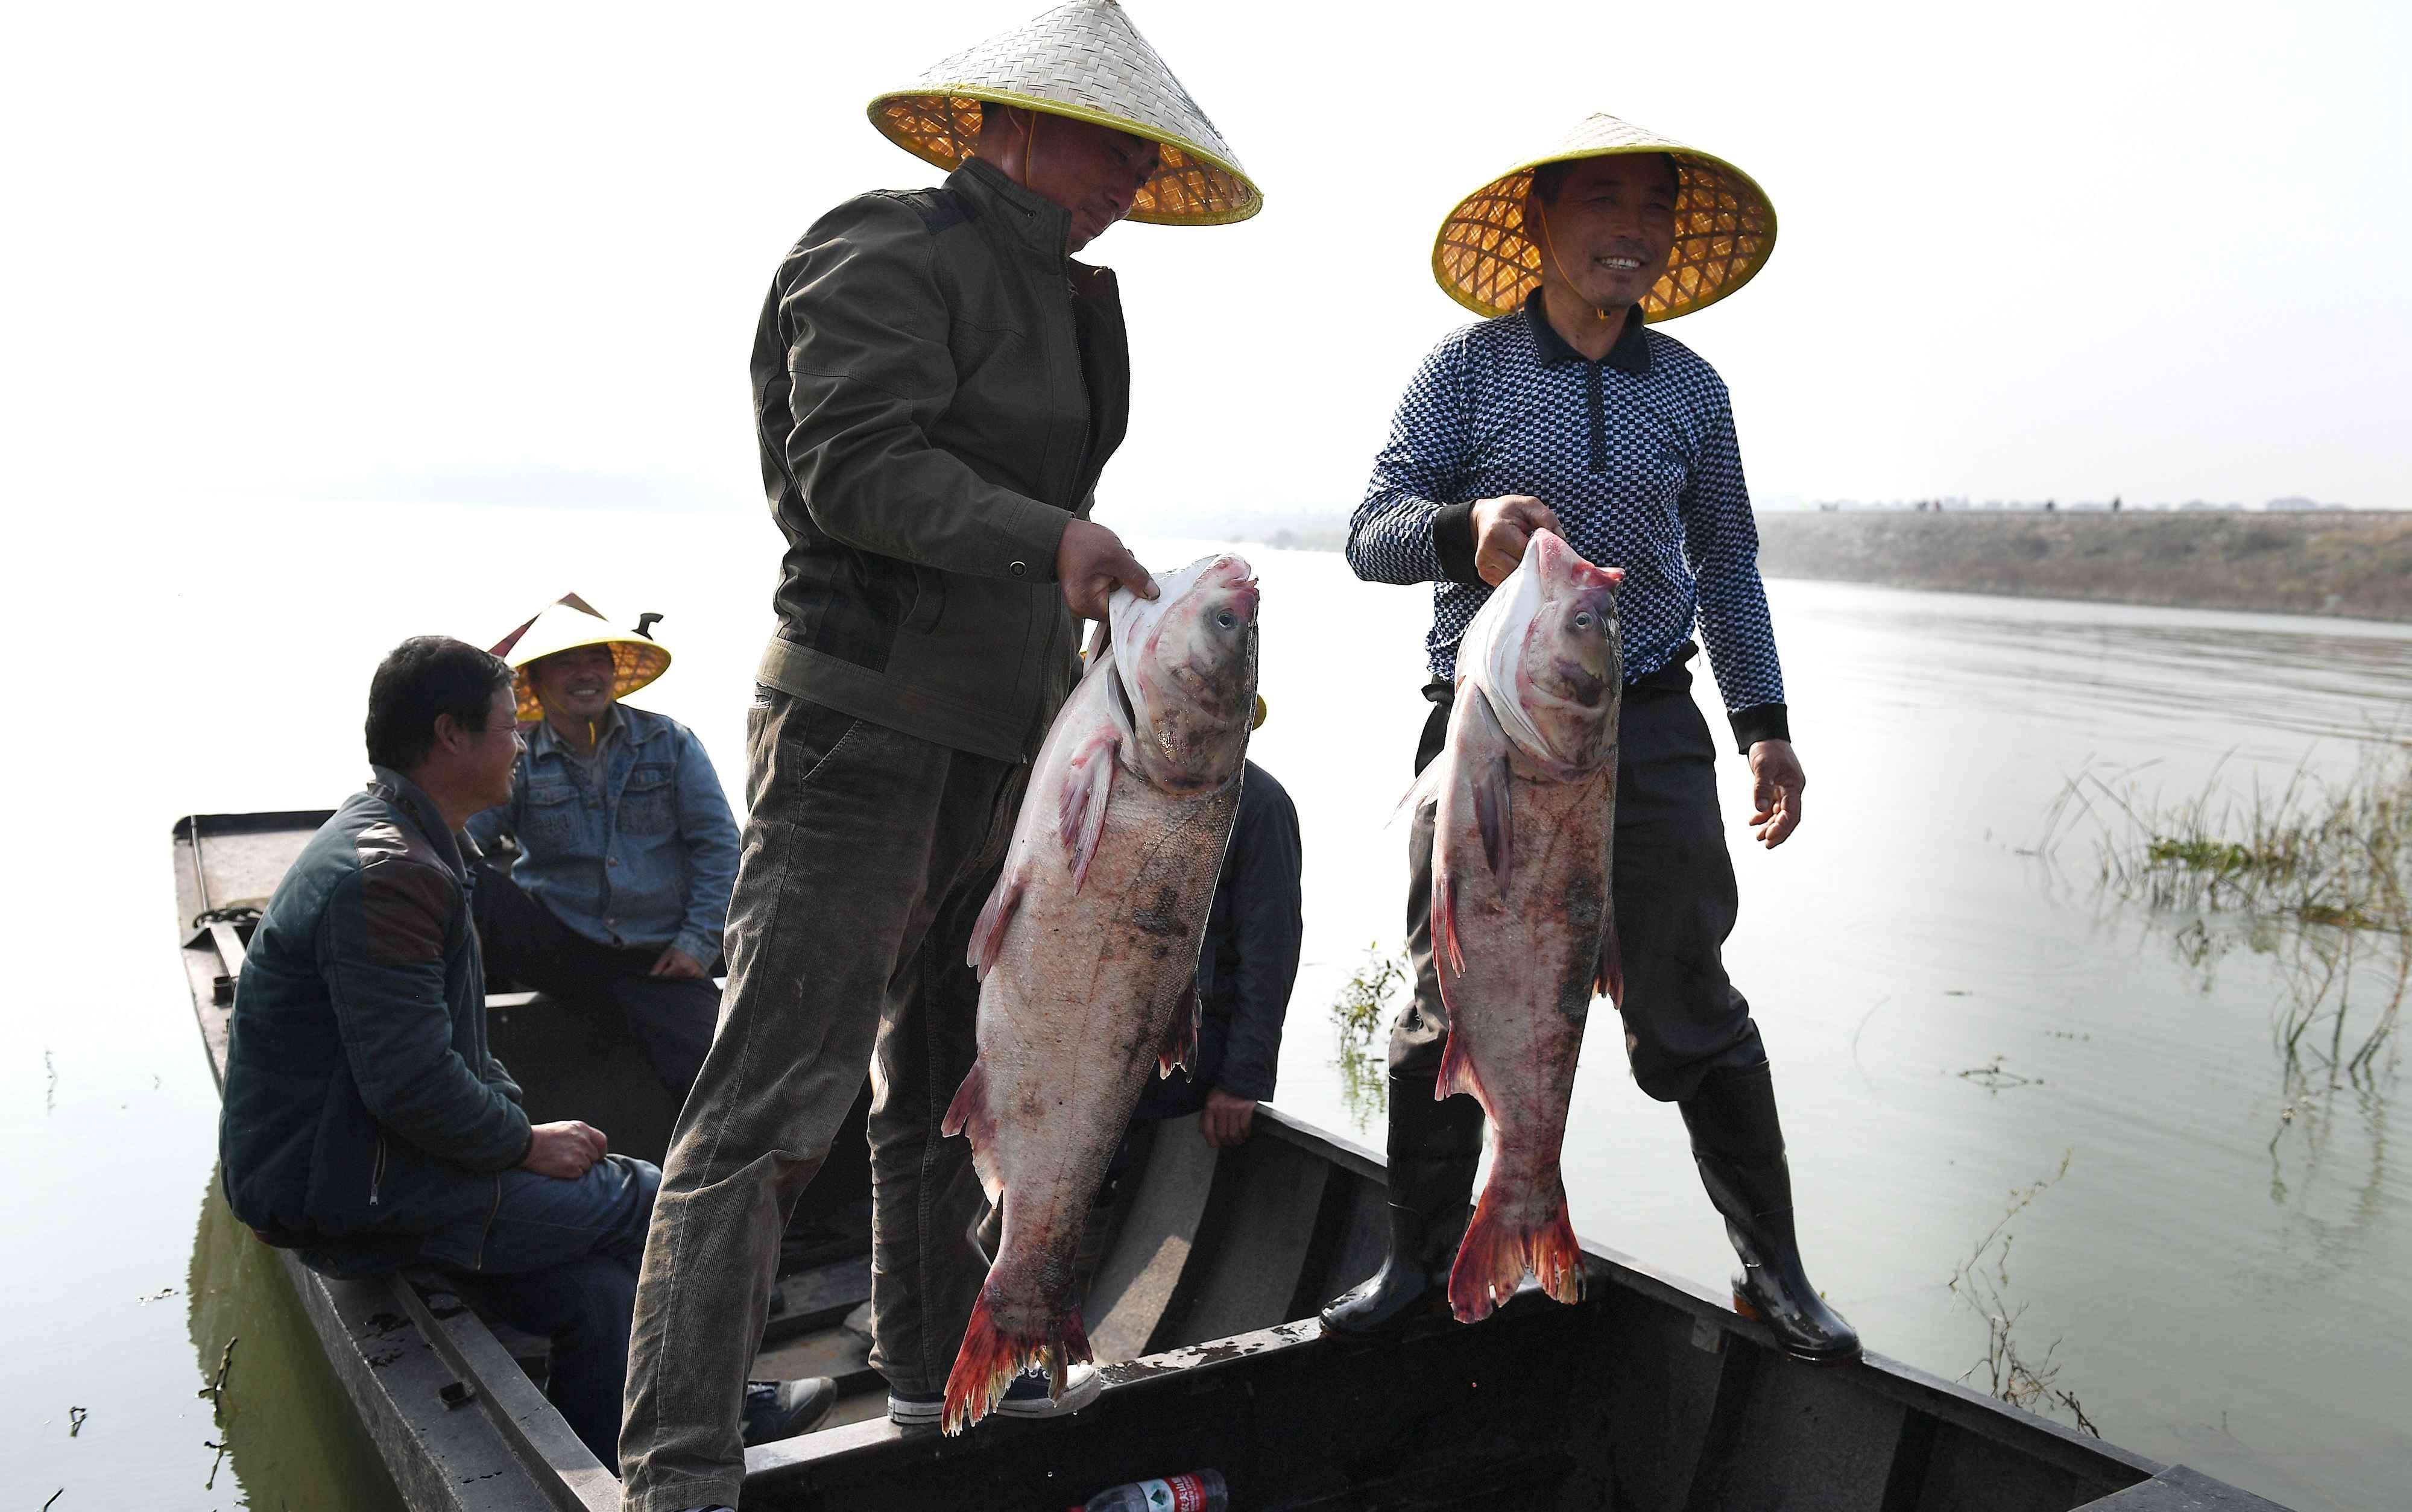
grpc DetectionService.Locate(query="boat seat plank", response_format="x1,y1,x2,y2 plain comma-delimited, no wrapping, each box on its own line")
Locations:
2072,1467,2293,1510
1703,1350,1908,1510
1084,1112,1219,1363
1154,1131,1328,1350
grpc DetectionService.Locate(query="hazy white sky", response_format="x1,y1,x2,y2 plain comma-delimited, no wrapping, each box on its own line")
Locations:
7,0,2406,527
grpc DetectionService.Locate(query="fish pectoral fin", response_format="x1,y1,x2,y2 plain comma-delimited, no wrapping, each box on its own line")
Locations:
1159,988,1201,1078
968,870,1025,978
1435,1031,1489,1113
1056,728,1120,892
1473,755,1513,888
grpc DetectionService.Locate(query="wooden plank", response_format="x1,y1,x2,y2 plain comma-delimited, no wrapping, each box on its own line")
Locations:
1084,1112,1219,1364
2073,1467,2295,1510
762,1258,875,1345
1154,1132,1328,1348
397,1278,617,1512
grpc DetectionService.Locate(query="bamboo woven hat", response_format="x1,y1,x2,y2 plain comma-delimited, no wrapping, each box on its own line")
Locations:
488,593,671,723
868,0,1260,226
1434,113,1777,323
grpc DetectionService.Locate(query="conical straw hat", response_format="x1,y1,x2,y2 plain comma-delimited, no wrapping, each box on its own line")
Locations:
488,593,671,723
868,0,1260,226
1433,113,1777,323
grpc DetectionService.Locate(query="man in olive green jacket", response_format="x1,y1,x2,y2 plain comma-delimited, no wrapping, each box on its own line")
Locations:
619,4,1260,1506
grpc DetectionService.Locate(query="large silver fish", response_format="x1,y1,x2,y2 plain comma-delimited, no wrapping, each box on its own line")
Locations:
1424,530,1624,1323
941,553,1260,1433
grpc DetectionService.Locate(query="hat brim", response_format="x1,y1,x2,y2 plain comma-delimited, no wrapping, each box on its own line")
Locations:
869,92,1261,227
1433,145,1778,323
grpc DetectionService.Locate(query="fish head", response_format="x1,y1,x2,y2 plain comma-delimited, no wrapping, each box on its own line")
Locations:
1110,553,1259,791
1476,531,1623,769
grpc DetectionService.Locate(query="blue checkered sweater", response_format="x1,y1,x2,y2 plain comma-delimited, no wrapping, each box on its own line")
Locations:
1345,298,1788,752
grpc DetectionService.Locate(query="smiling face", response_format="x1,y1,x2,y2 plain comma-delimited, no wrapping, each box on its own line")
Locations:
984,106,1162,253
527,643,617,728
467,683,527,811
1528,153,1679,315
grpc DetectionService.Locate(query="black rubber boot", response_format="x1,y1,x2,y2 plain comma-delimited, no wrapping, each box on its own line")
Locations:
1319,1069,1486,1335
1679,1060,1861,1366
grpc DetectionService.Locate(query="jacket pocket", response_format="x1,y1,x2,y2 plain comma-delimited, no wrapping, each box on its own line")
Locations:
522,779,582,851
903,564,947,635
617,763,677,837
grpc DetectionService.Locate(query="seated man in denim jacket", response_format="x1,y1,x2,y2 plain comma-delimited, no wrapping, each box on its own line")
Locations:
219,637,831,1467
470,595,740,1103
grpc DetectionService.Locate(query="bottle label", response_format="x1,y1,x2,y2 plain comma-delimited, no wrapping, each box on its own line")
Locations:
1134,1476,1210,1512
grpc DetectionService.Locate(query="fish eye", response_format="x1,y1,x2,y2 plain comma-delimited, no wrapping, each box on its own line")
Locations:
1573,611,1594,629
1215,611,1237,629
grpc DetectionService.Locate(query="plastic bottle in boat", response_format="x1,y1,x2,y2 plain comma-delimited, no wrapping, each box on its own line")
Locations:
1070,1468,1229,1512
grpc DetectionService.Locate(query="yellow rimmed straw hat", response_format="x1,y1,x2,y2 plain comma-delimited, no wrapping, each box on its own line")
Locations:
1434,113,1777,323
868,0,1260,226
488,593,671,724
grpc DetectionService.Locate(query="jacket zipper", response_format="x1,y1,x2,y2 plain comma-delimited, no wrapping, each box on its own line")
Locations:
369,1132,388,1208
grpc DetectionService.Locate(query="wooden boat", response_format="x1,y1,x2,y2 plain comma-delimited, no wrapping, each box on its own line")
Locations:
174,810,2288,1512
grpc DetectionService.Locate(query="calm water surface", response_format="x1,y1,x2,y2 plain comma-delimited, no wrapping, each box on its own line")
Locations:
7,504,2405,1509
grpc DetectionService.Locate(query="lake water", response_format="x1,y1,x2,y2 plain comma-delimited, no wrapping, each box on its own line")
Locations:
8,502,2407,1510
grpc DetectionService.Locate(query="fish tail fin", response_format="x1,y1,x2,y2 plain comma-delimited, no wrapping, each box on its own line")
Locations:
1159,987,1201,1078
940,1059,1003,1200
968,870,1024,978
941,1283,1094,1435
1447,1176,1583,1323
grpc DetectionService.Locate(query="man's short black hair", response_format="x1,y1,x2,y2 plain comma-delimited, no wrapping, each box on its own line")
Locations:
365,636,514,771
1530,151,1681,206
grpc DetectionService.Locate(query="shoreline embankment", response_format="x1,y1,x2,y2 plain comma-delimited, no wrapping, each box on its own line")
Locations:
1752,511,2412,622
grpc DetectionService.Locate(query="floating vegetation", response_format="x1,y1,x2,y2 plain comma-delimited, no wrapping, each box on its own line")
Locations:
1948,1151,2098,1435
67,1406,87,1438
2045,742,2410,1088
1330,942,1409,1132
1957,1056,2041,1092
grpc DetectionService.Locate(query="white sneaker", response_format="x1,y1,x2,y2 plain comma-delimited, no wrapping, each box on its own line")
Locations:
888,1363,1103,1425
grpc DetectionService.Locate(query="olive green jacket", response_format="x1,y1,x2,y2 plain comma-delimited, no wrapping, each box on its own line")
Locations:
750,157,1131,763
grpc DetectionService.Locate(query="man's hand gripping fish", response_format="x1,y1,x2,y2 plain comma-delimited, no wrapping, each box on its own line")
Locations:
941,555,1261,1432
1421,530,1624,1323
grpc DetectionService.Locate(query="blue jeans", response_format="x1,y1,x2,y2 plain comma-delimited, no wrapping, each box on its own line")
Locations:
424,1153,660,1467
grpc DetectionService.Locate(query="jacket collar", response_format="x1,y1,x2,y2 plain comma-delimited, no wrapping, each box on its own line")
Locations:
367,765,468,879
525,703,627,761
950,156,1074,261
1524,292,1652,376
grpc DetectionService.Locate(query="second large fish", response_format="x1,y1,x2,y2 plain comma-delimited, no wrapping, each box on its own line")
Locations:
940,553,1260,1432
1425,530,1624,1323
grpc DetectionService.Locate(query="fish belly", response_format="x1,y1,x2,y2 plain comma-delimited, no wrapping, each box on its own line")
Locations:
939,778,1238,1432
1435,770,1614,1322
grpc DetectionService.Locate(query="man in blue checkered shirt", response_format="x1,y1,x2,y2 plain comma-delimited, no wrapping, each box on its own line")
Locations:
1322,117,1859,1366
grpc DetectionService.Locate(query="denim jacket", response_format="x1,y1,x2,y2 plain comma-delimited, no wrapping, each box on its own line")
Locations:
467,704,738,965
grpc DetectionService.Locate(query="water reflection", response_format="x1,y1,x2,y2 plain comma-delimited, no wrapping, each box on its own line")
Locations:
1327,942,1407,1134
186,1168,404,1512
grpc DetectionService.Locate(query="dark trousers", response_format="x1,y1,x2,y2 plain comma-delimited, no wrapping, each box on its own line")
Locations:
618,688,1017,1512
1392,682,1765,1103
472,863,719,1103
303,1153,659,1470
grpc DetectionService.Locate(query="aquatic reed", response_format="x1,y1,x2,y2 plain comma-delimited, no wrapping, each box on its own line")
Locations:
1948,1151,2099,1435
1330,942,1409,1131
2044,742,2411,1083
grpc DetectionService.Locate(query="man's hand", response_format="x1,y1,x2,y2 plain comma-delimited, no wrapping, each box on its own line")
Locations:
1058,518,1157,622
522,1120,608,1179
1200,1088,1258,1148
1746,739,1807,849
1470,495,1564,586
649,946,709,980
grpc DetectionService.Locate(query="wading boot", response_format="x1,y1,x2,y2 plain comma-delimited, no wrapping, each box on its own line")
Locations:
1679,1060,1861,1366
1319,1069,1486,1335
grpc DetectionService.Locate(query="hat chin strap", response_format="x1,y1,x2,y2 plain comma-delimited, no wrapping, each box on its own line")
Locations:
1533,201,1614,324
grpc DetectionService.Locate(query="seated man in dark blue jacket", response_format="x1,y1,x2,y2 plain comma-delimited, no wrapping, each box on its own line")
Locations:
218,637,829,1468
1131,728,1304,1145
